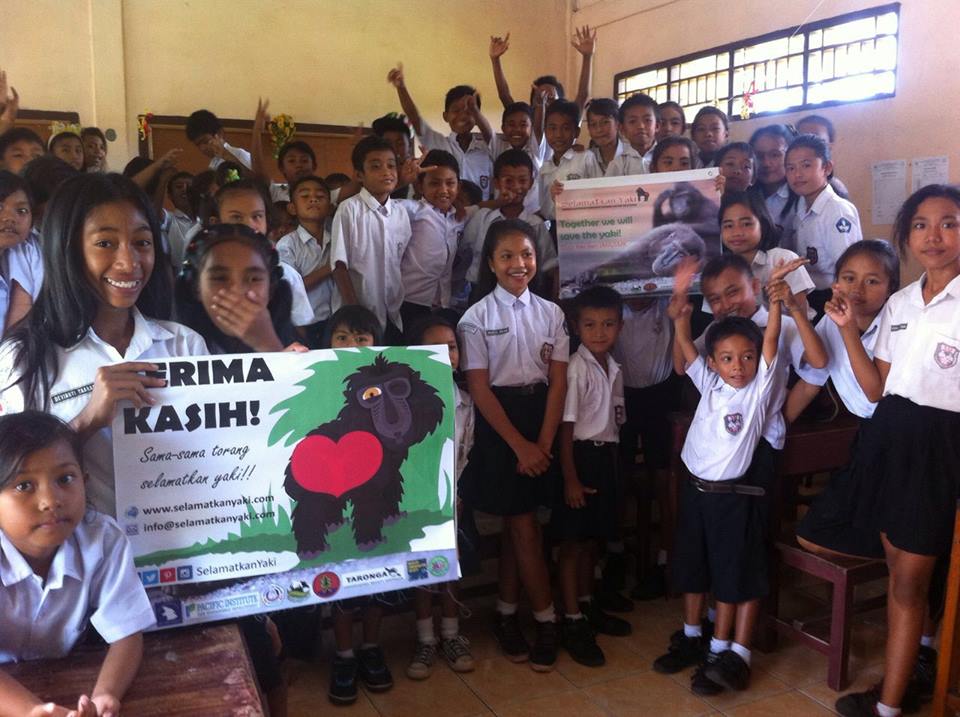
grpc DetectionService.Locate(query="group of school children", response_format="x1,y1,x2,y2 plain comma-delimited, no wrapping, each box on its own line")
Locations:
0,28,958,717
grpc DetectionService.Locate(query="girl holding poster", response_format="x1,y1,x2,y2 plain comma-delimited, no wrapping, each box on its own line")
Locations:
0,173,207,516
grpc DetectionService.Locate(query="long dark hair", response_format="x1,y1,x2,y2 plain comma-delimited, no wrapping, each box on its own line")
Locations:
718,189,781,252
4,173,171,409
473,218,541,300
0,411,82,490
891,184,960,257
174,223,294,354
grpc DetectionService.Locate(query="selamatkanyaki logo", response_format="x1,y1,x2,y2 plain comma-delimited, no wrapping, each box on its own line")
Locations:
342,565,404,587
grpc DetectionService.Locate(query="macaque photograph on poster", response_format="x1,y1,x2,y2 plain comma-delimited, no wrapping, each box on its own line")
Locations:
557,168,722,298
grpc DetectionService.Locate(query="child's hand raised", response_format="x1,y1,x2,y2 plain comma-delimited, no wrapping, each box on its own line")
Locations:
824,285,855,328
156,148,183,170
386,63,405,89
489,33,510,59
571,25,597,56
765,278,795,309
769,256,809,283
465,91,482,117
253,97,271,134
666,255,698,321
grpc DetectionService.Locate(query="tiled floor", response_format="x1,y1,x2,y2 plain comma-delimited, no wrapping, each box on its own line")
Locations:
285,590,930,717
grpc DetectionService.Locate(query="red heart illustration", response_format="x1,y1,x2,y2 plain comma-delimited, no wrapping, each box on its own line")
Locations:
291,431,383,498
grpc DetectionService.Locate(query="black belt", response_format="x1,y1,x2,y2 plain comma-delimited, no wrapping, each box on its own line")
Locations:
689,477,765,496
576,440,618,448
493,383,546,396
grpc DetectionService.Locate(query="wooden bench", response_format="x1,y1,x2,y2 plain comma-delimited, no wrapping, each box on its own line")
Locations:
933,501,960,717
6,623,265,716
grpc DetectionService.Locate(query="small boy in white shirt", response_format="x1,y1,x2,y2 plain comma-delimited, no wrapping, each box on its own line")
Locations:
654,257,785,696
393,149,467,329
186,109,252,170
462,150,555,299
605,94,659,177
540,100,602,221
330,136,412,343
551,286,632,668
276,175,336,347
387,64,495,199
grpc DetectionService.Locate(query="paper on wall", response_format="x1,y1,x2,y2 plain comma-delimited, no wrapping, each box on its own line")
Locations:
911,156,949,193
871,160,906,225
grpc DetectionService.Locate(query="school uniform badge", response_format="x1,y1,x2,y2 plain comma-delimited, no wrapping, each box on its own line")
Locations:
835,217,852,233
723,413,744,435
805,247,819,265
935,342,959,369
540,342,554,362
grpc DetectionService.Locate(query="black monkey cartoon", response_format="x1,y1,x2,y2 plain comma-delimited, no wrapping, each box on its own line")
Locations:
284,355,445,558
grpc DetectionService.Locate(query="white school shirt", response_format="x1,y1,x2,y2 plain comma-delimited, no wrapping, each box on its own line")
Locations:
681,353,780,481
462,208,555,284
277,224,335,323
563,344,625,442
209,142,252,170
603,142,654,178
593,138,628,175
454,385,475,482
0,234,43,325
0,310,208,515
280,261,319,327
396,199,466,308
538,148,602,220
458,285,569,386
702,248,815,316
764,183,798,252
161,209,200,271
797,313,881,419
419,119,494,199
0,513,155,662
330,188,412,331
612,299,674,389
874,274,960,412
694,305,804,449
270,182,290,203
795,184,862,290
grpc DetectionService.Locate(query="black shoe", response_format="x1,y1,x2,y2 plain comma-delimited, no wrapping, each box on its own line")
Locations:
581,600,632,636
493,612,530,662
530,619,559,672
841,681,921,715
631,565,666,601
653,632,704,674
357,645,393,692
691,652,724,696
835,689,881,717
704,650,750,691
328,655,359,705
596,590,635,613
910,645,937,700
562,617,605,667
602,551,628,592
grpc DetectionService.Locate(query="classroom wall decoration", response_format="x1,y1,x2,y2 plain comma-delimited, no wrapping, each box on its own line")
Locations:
112,347,458,628
557,168,722,299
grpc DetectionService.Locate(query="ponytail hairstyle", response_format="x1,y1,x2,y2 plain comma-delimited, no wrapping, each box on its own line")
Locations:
4,173,170,410
174,223,293,353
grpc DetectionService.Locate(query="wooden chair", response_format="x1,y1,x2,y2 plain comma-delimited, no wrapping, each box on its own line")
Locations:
933,501,960,717
761,413,888,691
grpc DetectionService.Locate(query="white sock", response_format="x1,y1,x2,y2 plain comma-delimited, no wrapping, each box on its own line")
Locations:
730,642,751,666
416,617,436,645
920,635,935,648
683,622,702,638
876,702,901,717
710,637,731,654
566,613,585,621
336,648,355,659
706,606,717,623
533,605,556,623
496,599,518,616
440,616,459,640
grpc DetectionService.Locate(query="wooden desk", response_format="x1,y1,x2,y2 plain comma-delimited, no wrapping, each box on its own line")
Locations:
6,623,265,717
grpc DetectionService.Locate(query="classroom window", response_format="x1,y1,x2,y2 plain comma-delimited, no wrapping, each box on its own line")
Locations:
614,3,899,121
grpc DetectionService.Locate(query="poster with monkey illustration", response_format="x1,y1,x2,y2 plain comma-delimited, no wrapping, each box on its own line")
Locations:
557,168,722,299
112,347,457,628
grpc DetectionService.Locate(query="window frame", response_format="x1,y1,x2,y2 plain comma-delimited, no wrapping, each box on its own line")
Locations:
613,2,900,121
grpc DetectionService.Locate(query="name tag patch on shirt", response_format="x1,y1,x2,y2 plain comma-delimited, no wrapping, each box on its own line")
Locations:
51,383,94,404
836,217,852,233
479,176,489,190
486,327,509,336
935,342,959,369
724,412,744,435
891,323,908,332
